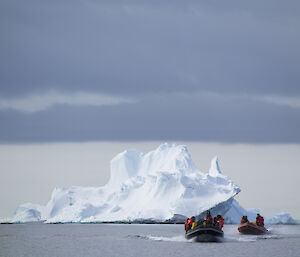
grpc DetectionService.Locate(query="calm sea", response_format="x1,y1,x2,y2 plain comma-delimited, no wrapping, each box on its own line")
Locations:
1,223,299,257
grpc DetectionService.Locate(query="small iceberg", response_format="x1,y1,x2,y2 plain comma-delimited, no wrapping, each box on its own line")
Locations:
265,212,298,225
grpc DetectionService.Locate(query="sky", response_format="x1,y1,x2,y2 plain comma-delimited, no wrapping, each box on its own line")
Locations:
1,0,300,142
0,1,299,219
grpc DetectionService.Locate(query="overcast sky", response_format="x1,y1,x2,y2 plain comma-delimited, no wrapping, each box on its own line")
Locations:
0,0,299,143
0,1,300,220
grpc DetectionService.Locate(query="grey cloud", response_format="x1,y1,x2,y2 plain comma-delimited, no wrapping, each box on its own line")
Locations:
0,0,299,97
0,92,299,143
0,0,299,143
0,91,138,113
254,95,300,109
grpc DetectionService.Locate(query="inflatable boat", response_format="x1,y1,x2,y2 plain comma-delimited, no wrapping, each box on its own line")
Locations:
185,224,224,242
238,222,268,235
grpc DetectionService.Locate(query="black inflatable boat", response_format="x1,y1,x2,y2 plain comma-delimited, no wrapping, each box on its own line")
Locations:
185,224,224,242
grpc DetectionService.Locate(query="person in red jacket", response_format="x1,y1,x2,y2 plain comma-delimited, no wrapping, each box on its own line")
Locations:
256,214,264,226
185,216,195,231
215,215,224,229
203,210,213,224
240,216,249,224
185,218,189,231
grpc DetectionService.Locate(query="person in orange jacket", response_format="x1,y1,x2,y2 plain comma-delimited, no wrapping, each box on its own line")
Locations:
203,210,213,224
215,215,224,229
256,214,264,226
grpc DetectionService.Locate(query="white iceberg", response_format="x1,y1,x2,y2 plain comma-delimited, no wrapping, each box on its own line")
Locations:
2,143,295,224
223,199,259,224
265,212,298,225
10,203,43,223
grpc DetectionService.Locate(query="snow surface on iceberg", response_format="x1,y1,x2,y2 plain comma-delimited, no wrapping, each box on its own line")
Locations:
7,143,242,223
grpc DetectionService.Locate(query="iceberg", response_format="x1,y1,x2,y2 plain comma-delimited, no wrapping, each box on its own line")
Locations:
265,212,298,225
11,203,43,223
223,199,259,224
2,143,295,224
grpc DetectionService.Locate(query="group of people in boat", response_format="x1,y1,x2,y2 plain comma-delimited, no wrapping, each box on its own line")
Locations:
185,211,265,233
185,211,224,232
240,213,264,226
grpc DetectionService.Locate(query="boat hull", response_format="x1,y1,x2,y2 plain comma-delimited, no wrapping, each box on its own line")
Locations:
185,224,223,242
238,222,268,235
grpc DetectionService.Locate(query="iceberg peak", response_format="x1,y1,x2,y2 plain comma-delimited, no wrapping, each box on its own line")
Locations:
209,156,222,177
108,149,142,190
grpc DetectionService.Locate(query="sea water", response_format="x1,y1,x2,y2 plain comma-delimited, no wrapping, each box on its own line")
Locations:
1,223,299,257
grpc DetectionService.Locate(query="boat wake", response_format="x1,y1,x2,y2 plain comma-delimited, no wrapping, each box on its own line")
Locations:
147,235,189,242
132,232,295,243
221,234,283,242
131,225,300,243
131,234,191,243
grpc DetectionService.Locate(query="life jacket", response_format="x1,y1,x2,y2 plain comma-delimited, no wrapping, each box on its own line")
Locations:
259,216,264,226
191,222,197,229
204,214,213,224
217,216,224,229
185,220,189,231
186,217,194,230
256,216,264,226
256,217,260,225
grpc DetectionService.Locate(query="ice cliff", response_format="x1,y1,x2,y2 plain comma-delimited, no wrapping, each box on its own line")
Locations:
4,143,295,224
